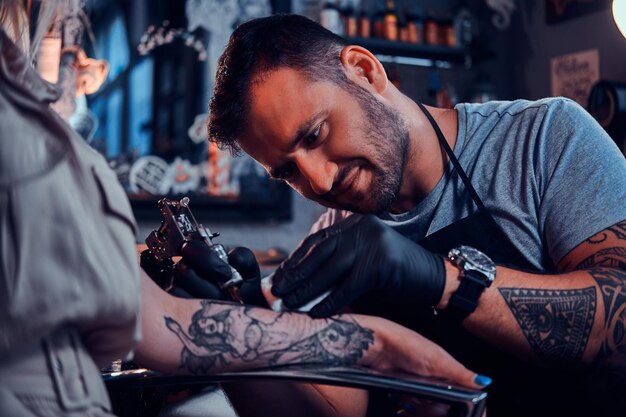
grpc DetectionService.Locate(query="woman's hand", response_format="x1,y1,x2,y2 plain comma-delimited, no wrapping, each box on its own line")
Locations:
355,314,491,389
138,270,490,390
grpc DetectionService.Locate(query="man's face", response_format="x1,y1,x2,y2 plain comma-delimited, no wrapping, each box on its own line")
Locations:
238,67,409,214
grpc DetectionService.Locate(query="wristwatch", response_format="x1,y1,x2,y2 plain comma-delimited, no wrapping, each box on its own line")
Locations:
446,246,496,320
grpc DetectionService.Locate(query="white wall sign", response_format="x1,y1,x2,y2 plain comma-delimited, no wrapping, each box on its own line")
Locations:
550,49,600,107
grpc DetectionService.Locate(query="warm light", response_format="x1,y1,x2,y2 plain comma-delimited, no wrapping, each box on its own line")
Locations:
615,0,626,38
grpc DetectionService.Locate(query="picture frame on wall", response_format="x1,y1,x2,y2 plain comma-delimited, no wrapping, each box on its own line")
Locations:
546,0,612,25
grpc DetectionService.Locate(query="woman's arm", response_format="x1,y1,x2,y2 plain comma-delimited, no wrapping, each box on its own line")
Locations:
135,269,482,385
135,269,484,417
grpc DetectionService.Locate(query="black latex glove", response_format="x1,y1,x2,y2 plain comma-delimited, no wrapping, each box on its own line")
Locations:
173,240,266,306
172,261,224,299
271,215,446,318
227,247,267,307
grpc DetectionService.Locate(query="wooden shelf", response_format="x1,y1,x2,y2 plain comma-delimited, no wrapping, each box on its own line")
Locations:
343,37,493,67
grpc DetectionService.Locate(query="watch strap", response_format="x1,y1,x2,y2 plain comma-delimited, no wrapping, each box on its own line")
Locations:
447,270,489,320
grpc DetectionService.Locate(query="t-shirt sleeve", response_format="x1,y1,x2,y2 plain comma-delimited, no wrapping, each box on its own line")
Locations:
538,98,626,264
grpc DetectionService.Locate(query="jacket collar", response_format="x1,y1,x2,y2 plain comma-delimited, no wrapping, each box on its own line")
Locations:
0,29,61,105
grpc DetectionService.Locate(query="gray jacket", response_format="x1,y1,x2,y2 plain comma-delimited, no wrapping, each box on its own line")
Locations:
0,29,141,415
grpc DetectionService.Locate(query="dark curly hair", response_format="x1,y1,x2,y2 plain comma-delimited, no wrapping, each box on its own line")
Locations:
208,14,350,155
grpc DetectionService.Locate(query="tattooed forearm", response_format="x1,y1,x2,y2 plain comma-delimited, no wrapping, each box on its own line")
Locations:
570,220,626,364
562,220,626,366
164,300,374,375
576,247,626,269
587,268,626,363
499,287,596,361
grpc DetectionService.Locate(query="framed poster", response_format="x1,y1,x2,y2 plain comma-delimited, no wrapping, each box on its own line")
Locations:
550,48,600,107
546,0,612,25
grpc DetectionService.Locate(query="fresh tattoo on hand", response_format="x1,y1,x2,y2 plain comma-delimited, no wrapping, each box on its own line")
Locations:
164,300,374,374
499,287,596,361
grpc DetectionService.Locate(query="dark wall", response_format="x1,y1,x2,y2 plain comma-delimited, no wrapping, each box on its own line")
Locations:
511,2,626,100
396,1,626,104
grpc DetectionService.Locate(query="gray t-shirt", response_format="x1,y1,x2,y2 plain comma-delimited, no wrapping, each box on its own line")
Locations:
312,98,626,272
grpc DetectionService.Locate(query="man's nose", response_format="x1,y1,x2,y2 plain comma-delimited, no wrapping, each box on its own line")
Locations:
294,154,337,195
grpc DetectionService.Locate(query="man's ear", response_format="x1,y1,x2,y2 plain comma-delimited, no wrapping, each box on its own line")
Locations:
340,45,388,94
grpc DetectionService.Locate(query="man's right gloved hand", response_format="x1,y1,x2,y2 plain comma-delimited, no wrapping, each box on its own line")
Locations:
270,215,446,318
171,240,267,306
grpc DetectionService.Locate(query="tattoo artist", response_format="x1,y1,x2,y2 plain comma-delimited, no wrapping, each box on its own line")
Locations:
204,14,626,417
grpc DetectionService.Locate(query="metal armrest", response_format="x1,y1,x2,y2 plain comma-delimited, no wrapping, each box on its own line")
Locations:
103,365,486,417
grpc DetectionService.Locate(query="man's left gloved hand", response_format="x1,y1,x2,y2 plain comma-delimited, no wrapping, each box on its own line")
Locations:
270,215,446,318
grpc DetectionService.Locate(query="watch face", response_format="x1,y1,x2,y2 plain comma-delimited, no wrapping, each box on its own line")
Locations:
449,246,496,282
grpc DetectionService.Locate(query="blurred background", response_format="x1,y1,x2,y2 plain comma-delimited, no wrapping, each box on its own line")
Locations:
61,0,626,255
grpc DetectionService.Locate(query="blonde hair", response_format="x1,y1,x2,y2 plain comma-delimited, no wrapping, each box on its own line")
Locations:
0,0,81,60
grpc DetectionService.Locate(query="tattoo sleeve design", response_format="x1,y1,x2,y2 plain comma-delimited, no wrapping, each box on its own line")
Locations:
499,287,596,361
164,300,374,375
585,221,626,245
572,221,626,365
587,268,626,364
576,247,626,270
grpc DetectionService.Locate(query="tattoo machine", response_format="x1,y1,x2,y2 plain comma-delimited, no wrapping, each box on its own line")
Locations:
140,197,244,303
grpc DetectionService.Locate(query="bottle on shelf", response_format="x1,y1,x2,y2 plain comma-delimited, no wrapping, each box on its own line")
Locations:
358,4,371,38
399,12,409,43
440,15,456,47
407,11,423,45
383,0,398,41
321,0,343,35
424,12,439,45
343,4,358,37
373,2,385,39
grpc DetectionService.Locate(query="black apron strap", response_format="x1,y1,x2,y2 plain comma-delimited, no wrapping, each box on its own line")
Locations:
416,101,489,215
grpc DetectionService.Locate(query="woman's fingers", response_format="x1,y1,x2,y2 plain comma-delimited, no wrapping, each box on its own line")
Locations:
369,317,492,390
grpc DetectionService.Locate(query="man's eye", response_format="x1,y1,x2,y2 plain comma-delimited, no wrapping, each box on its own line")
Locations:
304,124,322,146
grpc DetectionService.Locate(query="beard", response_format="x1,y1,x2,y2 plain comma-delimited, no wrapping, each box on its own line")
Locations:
323,81,409,214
